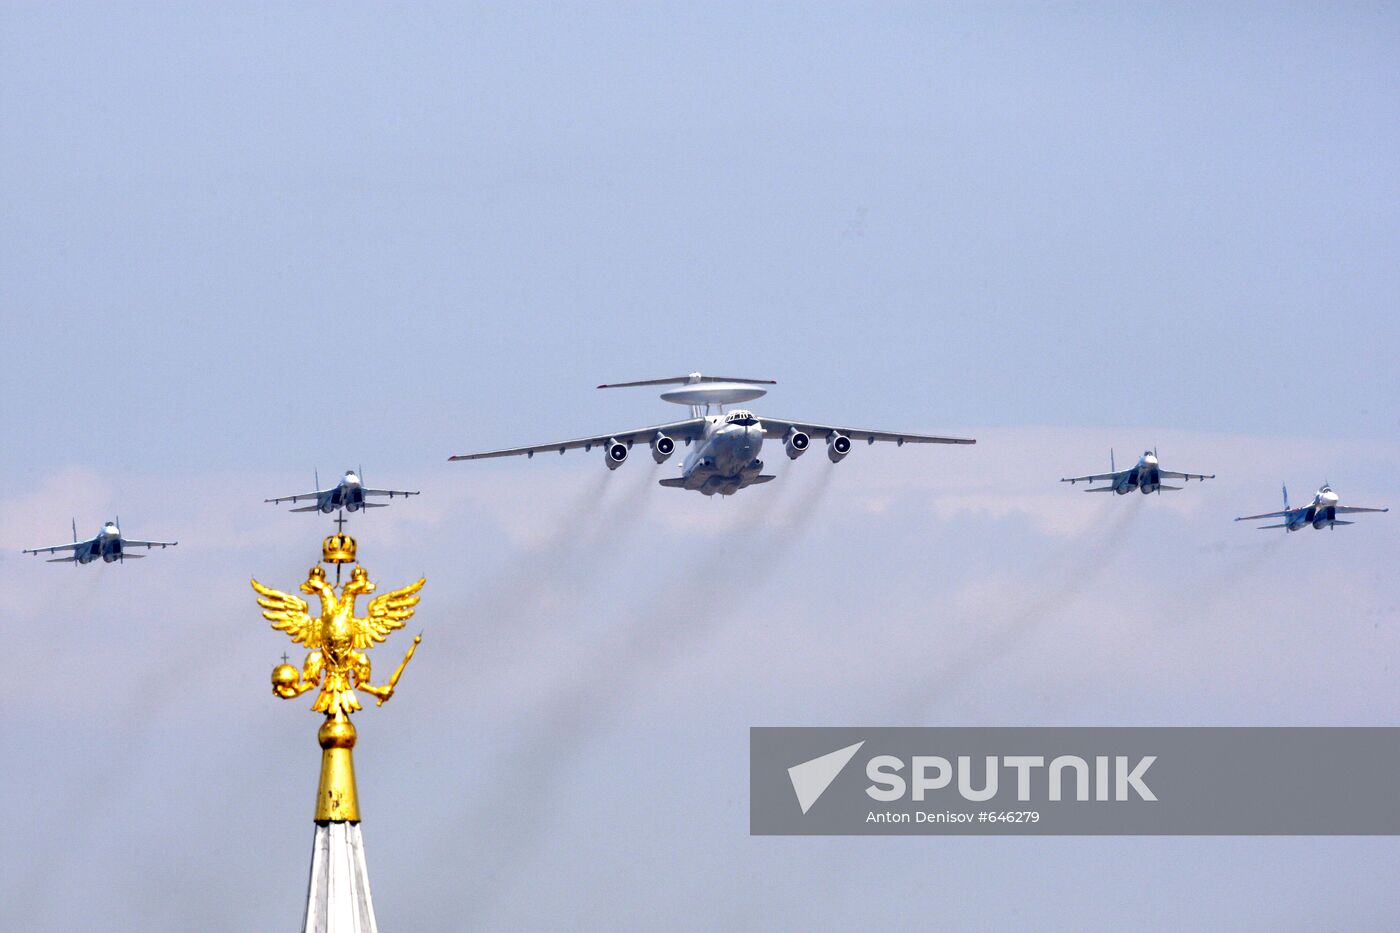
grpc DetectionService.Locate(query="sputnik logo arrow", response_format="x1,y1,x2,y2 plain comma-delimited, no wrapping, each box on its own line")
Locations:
787,741,865,814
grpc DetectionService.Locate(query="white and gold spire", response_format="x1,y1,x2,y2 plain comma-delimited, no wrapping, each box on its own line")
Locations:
303,821,378,933
255,532,425,933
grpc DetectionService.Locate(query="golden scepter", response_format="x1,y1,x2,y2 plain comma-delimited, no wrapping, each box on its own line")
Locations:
377,633,422,706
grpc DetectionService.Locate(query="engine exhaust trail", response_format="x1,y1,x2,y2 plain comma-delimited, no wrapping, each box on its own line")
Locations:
452,464,836,926
451,471,615,657
1178,534,1287,623
14,571,271,920
890,498,1143,722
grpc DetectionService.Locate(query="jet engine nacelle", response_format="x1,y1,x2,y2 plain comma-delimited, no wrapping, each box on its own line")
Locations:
827,433,852,463
651,433,676,463
784,428,810,460
605,438,629,470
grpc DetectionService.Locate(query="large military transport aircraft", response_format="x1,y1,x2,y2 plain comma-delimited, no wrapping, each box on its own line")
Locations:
449,373,975,497
22,518,177,564
1061,449,1215,495
1235,483,1388,531
265,469,419,513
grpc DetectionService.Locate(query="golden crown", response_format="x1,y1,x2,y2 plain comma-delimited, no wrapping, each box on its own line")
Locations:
322,533,357,564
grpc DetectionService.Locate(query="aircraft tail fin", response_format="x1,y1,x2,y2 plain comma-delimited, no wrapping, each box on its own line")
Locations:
362,502,389,508
1158,484,1184,491
1084,486,1116,492
120,553,145,560
72,518,77,543
47,556,80,563
1258,523,1288,529
1283,483,1290,511
657,478,688,488
1331,520,1354,526
1110,448,1115,473
289,505,321,513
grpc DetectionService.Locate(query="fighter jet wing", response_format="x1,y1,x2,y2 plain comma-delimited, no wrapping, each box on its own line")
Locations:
757,417,975,445
362,488,420,499
265,490,330,505
1159,469,1216,481
1335,505,1389,514
449,418,707,461
1234,509,1294,522
22,541,85,555
122,539,178,549
1060,471,1123,484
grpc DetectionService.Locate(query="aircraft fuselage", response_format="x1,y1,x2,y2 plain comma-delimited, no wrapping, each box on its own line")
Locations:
74,524,124,563
1110,455,1163,495
316,473,366,513
677,416,767,497
1284,489,1341,531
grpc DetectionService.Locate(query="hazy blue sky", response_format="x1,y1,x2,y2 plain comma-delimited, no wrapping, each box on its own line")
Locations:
2,3,1397,931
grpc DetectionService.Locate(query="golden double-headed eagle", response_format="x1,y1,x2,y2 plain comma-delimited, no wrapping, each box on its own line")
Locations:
253,565,425,716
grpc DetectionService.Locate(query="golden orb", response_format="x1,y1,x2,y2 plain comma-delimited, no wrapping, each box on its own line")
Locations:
272,663,299,691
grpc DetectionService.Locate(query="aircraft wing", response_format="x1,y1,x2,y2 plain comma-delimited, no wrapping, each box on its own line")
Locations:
1335,505,1389,514
265,489,329,505
362,488,420,498
757,417,975,446
1060,471,1123,484
122,539,178,549
1159,469,1216,481
449,418,708,461
1234,509,1293,522
22,541,85,555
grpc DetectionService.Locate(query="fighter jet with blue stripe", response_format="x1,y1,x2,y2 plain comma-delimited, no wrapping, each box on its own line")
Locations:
1061,448,1215,495
1235,483,1388,531
23,518,177,564
265,469,419,513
